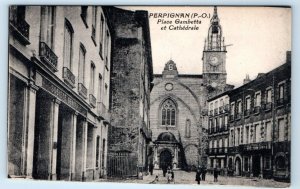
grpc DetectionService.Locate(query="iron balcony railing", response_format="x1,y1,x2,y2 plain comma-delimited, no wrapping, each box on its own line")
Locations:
97,102,111,122
229,115,235,122
244,109,251,117
214,108,218,115
253,106,261,114
207,147,228,155
10,18,30,44
277,98,285,107
63,67,75,88
89,94,96,108
219,106,224,114
264,102,272,111
236,113,242,120
40,42,58,71
78,83,87,99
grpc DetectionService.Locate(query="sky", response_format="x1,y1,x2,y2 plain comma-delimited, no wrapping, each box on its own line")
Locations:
122,6,291,87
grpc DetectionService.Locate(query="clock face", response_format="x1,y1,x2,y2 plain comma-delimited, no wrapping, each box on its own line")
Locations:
211,82,217,88
165,83,173,91
209,54,221,66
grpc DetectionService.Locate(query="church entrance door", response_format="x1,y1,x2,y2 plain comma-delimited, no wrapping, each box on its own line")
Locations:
159,150,172,169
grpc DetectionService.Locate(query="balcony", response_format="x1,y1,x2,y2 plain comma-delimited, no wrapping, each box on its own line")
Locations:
253,106,261,115
230,115,235,122
207,147,228,155
89,94,96,108
39,42,58,72
78,83,87,99
228,146,239,154
244,109,251,117
97,102,110,122
236,113,242,120
10,18,30,45
63,67,75,88
141,120,152,141
219,106,224,114
264,102,272,111
277,98,285,107
214,108,218,115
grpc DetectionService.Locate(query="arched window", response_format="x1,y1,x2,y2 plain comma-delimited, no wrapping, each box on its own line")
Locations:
161,99,176,126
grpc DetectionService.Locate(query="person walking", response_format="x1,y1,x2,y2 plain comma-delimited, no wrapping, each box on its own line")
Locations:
162,164,167,177
195,167,202,185
149,163,154,176
171,168,175,184
167,170,172,184
201,167,207,181
213,167,219,182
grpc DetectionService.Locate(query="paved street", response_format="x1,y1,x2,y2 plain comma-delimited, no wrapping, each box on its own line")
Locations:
101,169,289,187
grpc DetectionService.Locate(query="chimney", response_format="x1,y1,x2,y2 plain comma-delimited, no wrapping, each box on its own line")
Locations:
243,74,251,85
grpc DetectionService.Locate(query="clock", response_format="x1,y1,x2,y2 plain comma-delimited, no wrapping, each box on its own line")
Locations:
165,83,173,91
211,82,217,88
209,54,221,66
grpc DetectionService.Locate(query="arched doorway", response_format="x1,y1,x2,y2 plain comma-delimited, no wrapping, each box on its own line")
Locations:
160,150,172,169
235,157,242,176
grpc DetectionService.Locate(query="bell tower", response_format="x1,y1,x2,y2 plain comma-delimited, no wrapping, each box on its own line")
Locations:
203,6,227,89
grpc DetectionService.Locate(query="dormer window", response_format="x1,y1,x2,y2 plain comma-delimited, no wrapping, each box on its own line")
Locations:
169,64,173,70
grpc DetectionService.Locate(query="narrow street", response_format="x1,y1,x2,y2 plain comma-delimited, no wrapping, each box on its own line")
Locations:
101,170,289,187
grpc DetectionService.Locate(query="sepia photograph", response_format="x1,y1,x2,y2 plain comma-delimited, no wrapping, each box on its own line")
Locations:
7,5,291,187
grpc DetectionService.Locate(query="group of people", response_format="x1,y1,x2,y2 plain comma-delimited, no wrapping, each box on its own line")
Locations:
149,164,175,184
196,167,219,184
163,165,175,184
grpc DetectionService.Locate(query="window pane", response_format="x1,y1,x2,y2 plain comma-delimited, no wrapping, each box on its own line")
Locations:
171,109,175,125
64,27,71,68
167,109,170,125
162,109,166,125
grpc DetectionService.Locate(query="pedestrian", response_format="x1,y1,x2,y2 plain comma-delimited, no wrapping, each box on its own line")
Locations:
149,163,154,175
171,168,175,184
201,167,207,181
195,167,201,185
162,165,167,177
167,170,172,184
213,167,219,182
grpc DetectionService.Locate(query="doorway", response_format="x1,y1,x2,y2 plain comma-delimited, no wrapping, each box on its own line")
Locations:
252,155,261,177
159,150,172,169
235,157,242,176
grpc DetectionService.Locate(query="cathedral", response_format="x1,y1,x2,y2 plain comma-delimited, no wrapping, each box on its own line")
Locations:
149,7,233,170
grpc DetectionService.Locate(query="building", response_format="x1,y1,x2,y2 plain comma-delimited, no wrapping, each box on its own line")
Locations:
150,62,207,171
149,7,231,171
227,52,291,180
8,6,111,181
103,7,154,178
206,93,230,175
206,52,291,180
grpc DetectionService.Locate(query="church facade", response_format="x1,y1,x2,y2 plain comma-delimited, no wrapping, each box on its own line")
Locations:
150,7,232,170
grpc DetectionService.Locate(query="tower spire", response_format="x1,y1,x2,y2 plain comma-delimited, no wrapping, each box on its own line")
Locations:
206,6,223,51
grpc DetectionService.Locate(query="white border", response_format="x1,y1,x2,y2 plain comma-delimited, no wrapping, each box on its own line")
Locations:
1,0,299,189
